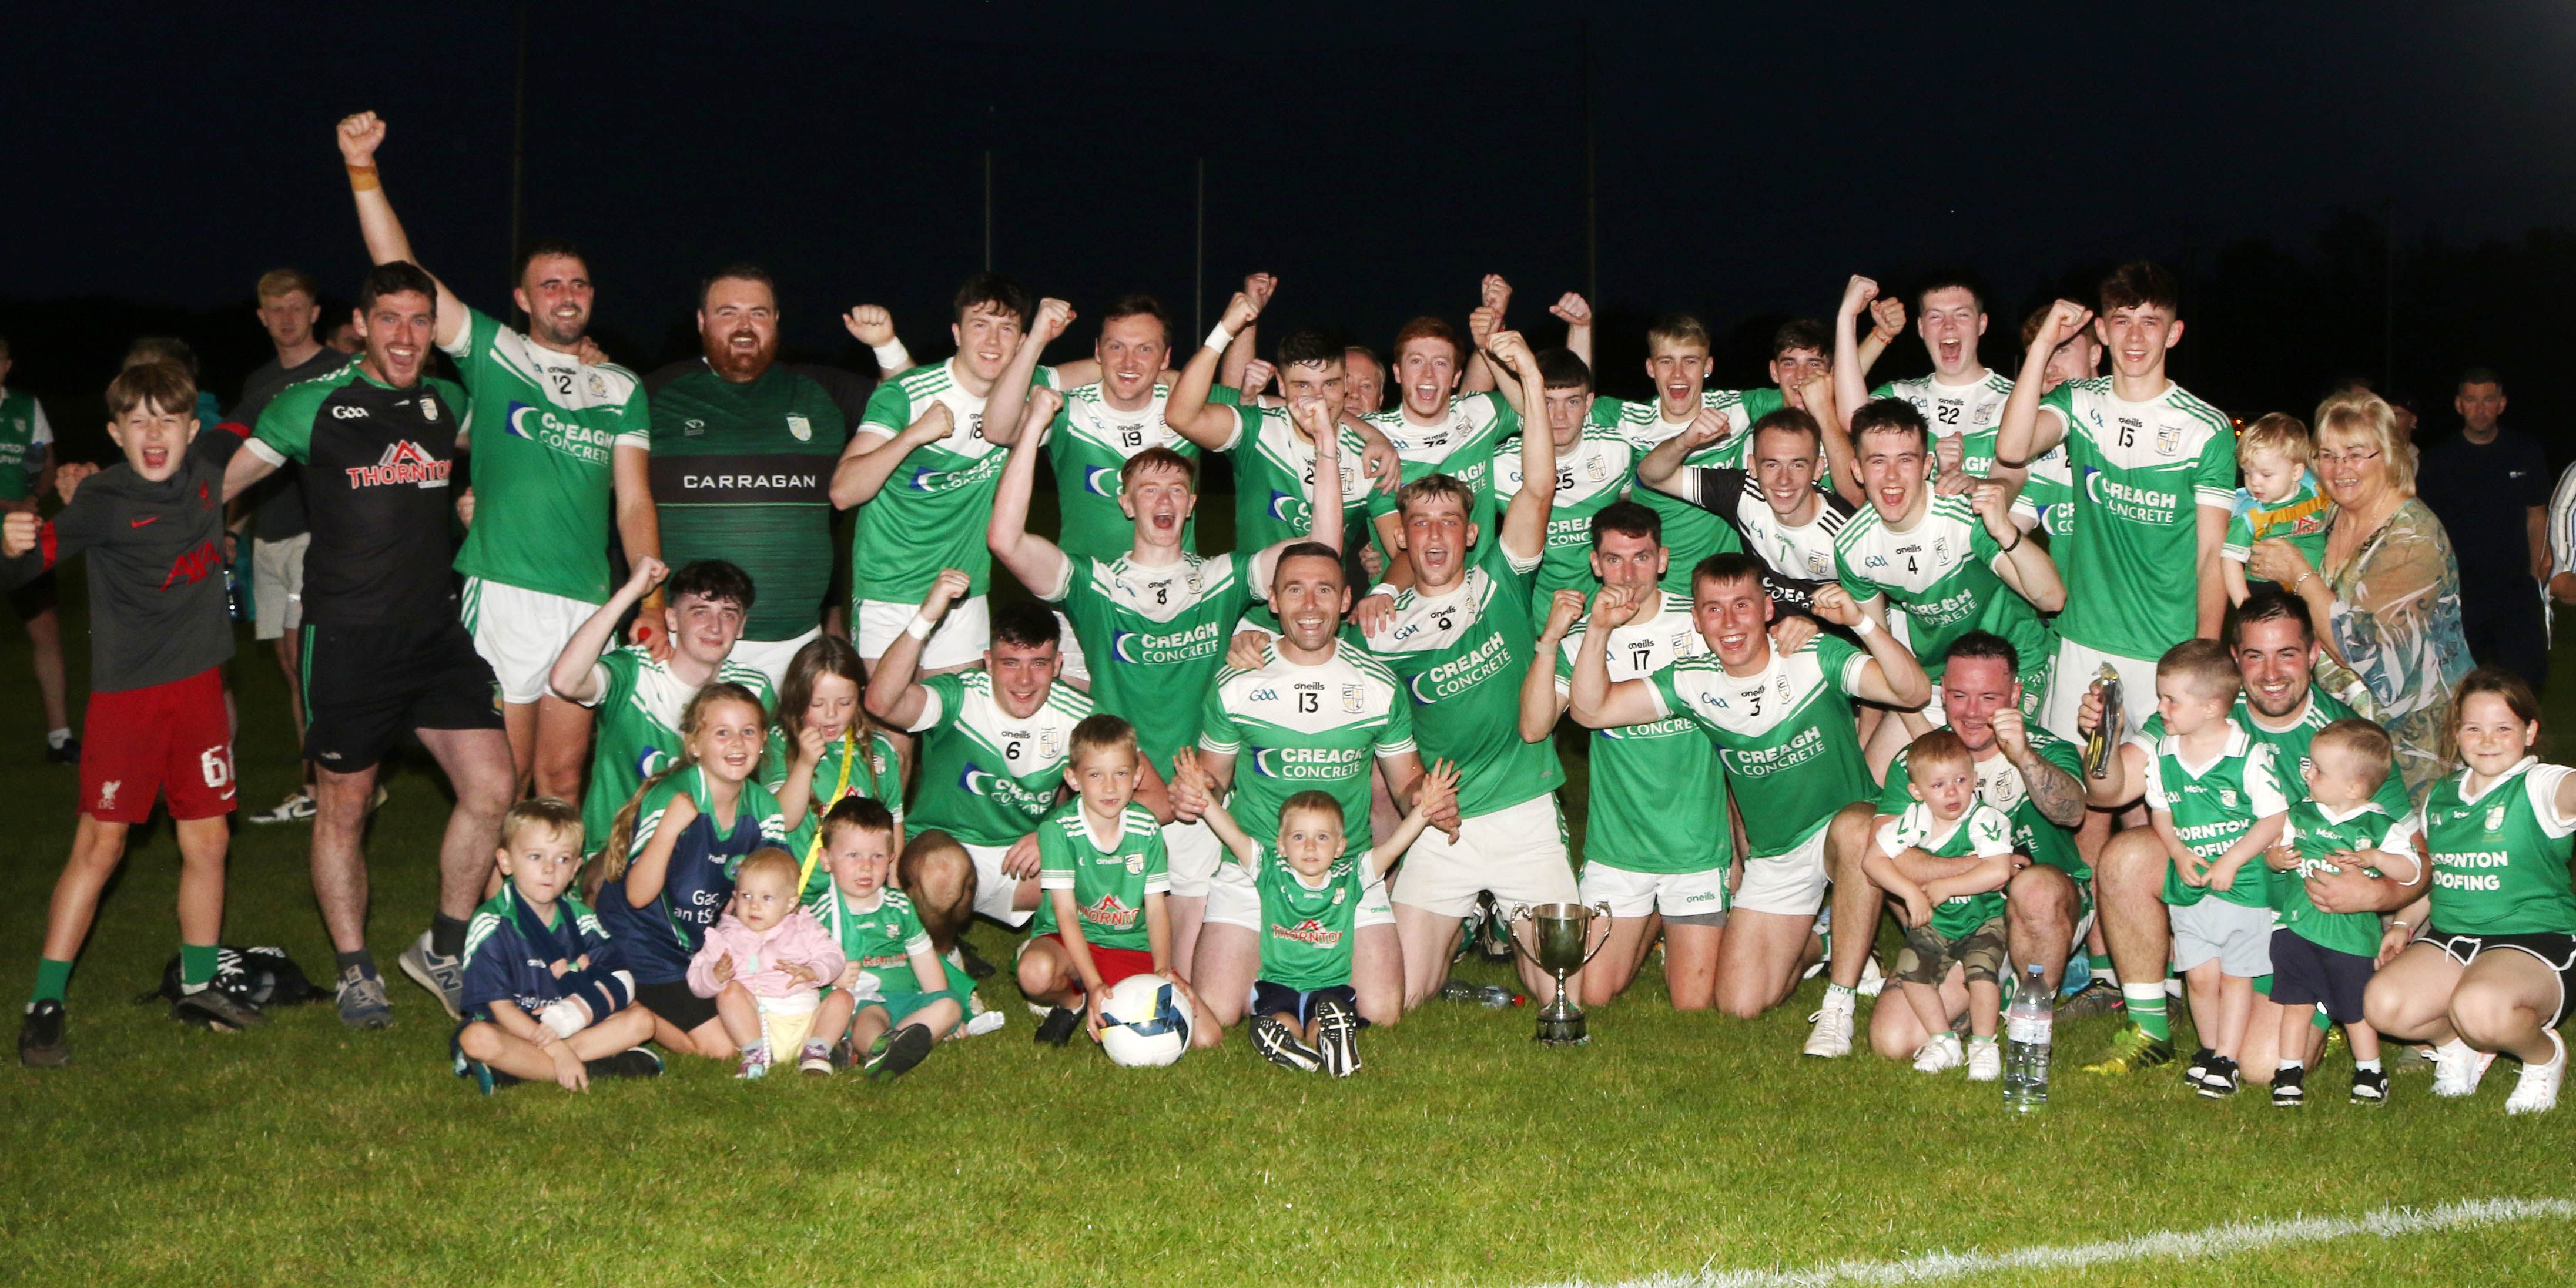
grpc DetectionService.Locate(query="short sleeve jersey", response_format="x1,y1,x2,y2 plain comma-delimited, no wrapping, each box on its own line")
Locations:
0,387,50,502
1597,388,1777,595
1250,841,1363,991
2012,442,2078,539
807,885,934,996
2138,721,2289,908
761,726,905,895
1871,371,2015,480
595,767,788,984
2221,471,2332,572
1834,494,2052,679
1874,801,2016,937
2038,377,2237,659
1879,727,2089,883
646,363,846,642
2418,757,2576,936
249,367,469,625
1670,465,1855,621
1651,635,1874,856
1492,422,1635,619
441,306,650,603
1047,381,1235,561
2276,800,2414,957
853,359,1057,603
570,646,776,856
1363,392,1519,562
2141,689,2414,820
1217,402,1375,556
1031,803,1169,951
1200,642,1415,855
904,670,1094,847
1555,592,1730,874
460,886,611,1017
1043,550,1258,779
1361,545,1564,819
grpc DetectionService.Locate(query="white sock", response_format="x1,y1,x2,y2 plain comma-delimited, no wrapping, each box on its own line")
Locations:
2356,1058,2383,1072
2277,1058,2302,1073
46,728,71,749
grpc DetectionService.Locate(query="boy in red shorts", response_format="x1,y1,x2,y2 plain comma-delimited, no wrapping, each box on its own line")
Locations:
3,362,263,1066
1016,715,1198,1047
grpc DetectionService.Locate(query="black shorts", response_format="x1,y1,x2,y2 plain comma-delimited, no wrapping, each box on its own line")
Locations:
2266,928,2373,1023
8,568,57,620
300,615,503,772
1250,981,1360,1029
632,979,721,1035
2424,928,2576,1028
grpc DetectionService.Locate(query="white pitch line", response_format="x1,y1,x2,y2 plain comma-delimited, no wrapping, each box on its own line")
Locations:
1523,1196,2576,1288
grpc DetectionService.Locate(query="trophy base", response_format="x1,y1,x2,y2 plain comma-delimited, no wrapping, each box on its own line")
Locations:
1533,1013,1589,1046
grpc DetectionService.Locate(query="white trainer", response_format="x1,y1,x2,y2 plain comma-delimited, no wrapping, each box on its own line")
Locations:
2431,1039,2497,1098
2505,1031,2565,1115
1857,954,1887,999
1913,1031,1965,1074
1966,1038,2004,1082
1803,988,1857,1058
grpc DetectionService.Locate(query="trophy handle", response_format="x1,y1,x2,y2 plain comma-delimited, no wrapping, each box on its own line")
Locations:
1576,903,1617,969
1505,904,1545,971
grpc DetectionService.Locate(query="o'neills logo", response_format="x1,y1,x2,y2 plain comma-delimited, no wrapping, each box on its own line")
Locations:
1271,917,1343,950
346,440,451,488
1080,894,1141,930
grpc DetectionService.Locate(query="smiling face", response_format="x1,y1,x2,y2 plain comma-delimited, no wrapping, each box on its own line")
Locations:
1938,654,2019,757
1396,491,1475,589
1917,287,1987,379
1855,425,1928,523
1906,753,1978,823
825,822,897,901
1065,743,1139,820
1344,350,1385,415
2095,304,2180,382
698,276,779,383
2454,690,2538,779
1277,802,1348,880
1691,572,1773,670
356,289,435,388
1768,346,1828,401
953,303,1025,386
800,672,861,744
689,697,768,785
986,639,1061,719
497,820,582,909
1119,460,1197,552
514,253,594,349
1646,337,1711,421
1271,551,1351,655
107,397,199,482
2233,614,2317,722
731,863,798,933
665,591,748,669
2314,424,2393,512
1095,312,1168,408
257,289,320,353
1751,425,1821,520
1280,359,1347,427
2041,331,2101,392
1590,529,1666,592
1395,336,1460,419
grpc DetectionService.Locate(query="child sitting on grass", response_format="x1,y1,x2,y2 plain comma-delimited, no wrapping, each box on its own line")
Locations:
1863,729,2021,1080
454,798,661,1093
1019,715,1195,1048
1177,748,1454,1076
689,848,845,1079
2265,719,2421,1108
807,797,966,1080
2220,412,2332,605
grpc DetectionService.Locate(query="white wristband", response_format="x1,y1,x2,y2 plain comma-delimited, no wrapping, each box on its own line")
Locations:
1204,324,1235,353
870,340,911,372
904,613,936,641
1851,615,1878,638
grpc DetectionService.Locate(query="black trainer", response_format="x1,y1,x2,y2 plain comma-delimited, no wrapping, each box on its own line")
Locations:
44,736,81,766
1034,1006,1081,1047
865,1022,936,1080
171,986,269,1032
2196,1055,2241,1098
2350,1065,2390,1105
2182,1046,2220,1092
958,942,997,981
2272,1064,2306,1108
585,1047,665,1081
1252,1016,1323,1072
1312,995,1362,1078
18,1000,69,1068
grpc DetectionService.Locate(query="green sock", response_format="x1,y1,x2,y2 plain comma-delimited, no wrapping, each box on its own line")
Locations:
31,958,73,1006
2088,952,2113,981
180,943,220,991
2121,983,2170,1041
2312,1008,2333,1035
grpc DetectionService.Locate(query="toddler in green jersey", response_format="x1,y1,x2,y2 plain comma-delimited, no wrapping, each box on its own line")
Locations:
1177,749,1455,1076
1863,729,2021,1078
2222,413,2333,605
1017,715,1195,1047
804,797,962,1080
2261,719,2422,1107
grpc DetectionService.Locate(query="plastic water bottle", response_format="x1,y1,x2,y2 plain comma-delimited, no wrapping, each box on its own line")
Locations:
2004,963,2052,1112
1438,979,1516,1008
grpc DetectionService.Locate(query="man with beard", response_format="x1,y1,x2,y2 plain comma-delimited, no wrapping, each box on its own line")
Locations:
334,115,655,824
649,264,846,688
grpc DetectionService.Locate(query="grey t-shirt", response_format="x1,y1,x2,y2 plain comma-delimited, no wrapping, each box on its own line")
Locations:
230,346,351,541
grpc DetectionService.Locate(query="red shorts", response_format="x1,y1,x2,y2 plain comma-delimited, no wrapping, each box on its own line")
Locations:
81,668,236,823
1033,934,1157,992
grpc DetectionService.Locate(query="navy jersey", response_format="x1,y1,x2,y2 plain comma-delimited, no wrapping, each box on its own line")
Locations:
595,766,786,984
458,886,611,1018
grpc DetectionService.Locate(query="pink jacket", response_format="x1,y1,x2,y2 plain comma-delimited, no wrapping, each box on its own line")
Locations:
686,907,846,1002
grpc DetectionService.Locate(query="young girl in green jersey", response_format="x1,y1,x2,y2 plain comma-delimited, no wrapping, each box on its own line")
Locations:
766,635,906,897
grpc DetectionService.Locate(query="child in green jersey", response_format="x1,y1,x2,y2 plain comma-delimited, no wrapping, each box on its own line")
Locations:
1017,715,1195,1047
1180,750,1455,1076
806,798,960,1080
2222,413,2333,606
1863,730,2021,1078
2262,720,2421,1107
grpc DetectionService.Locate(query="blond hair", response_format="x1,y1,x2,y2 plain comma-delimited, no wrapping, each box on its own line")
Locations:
257,268,321,303
502,797,584,851
733,847,799,892
594,682,769,882
2314,389,2416,495
2236,412,2312,469
2310,719,2394,794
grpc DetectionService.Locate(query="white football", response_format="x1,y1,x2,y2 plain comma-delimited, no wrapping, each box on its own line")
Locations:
1097,973,1194,1068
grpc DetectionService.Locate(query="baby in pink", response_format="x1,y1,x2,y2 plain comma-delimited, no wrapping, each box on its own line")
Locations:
687,849,845,1078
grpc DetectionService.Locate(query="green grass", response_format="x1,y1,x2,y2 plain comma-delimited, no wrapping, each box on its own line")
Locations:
6,545,2576,1285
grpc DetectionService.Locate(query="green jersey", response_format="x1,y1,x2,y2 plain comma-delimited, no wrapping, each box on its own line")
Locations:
2143,689,2415,819
1201,641,1415,855
2418,757,2576,935
2039,377,2236,659
1046,381,1234,561
808,884,935,995
2276,800,2413,957
1596,389,1780,595
1216,402,1375,558
2012,442,2077,539
2138,720,2289,908
1871,371,2014,480
1554,592,1730,874
1031,803,1169,951
1833,493,2052,679
1880,726,2089,883
1363,392,1519,564
1652,635,1872,857
0,388,50,502
1875,801,2016,937
2221,471,2332,579
1493,421,1635,623
852,359,1057,604
441,307,649,603
1360,545,1563,819
903,669,1094,847
575,646,776,854
761,726,904,896
647,363,845,641
1249,841,1362,991
1041,550,1258,779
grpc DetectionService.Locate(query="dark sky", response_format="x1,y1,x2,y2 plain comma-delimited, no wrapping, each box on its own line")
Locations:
8,2,2575,387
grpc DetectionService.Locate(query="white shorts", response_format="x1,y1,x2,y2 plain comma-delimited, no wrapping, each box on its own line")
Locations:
250,534,309,641
960,840,1035,928
462,576,600,706
1581,860,1729,924
1735,823,1832,918
1204,854,1396,930
2170,897,2274,977
2040,635,2163,746
725,627,822,693
1391,793,1578,920
857,595,991,672
1163,818,1221,900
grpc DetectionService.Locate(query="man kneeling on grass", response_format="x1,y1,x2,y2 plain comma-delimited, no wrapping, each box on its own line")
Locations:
455,799,661,1092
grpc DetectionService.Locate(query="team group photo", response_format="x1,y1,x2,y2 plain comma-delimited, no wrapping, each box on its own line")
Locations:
8,6,2576,1284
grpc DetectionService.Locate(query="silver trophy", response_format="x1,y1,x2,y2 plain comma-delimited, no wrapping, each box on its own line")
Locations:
1509,902,1613,1045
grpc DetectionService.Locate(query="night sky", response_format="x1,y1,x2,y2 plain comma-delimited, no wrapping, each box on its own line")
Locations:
8,2,2575,394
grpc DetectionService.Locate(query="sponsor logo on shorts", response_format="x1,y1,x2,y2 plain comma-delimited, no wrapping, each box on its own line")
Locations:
97,780,122,811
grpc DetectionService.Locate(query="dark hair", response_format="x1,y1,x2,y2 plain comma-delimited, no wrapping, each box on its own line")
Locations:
2458,367,2503,393
665,559,755,614
2233,586,2315,645
699,261,775,311
991,600,1061,651
1395,472,1476,520
1750,406,1822,449
1590,499,1661,547
1101,294,1169,343
1277,327,1344,372
358,261,439,314
1537,347,1593,392
1119,446,1196,491
1392,316,1463,364
2098,261,2180,316
777,634,869,737
1915,273,1986,316
1850,397,1928,451
104,362,197,420
2158,638,2240,697
953,271,1031,327
1940,630,2021,676
1771,318,1830,361
514,239,587,286
1691,551,1767,595
122,336,198,377
2455,666,2541,730
899,829,976,952
821,794,899,844
1270,540,1345,588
